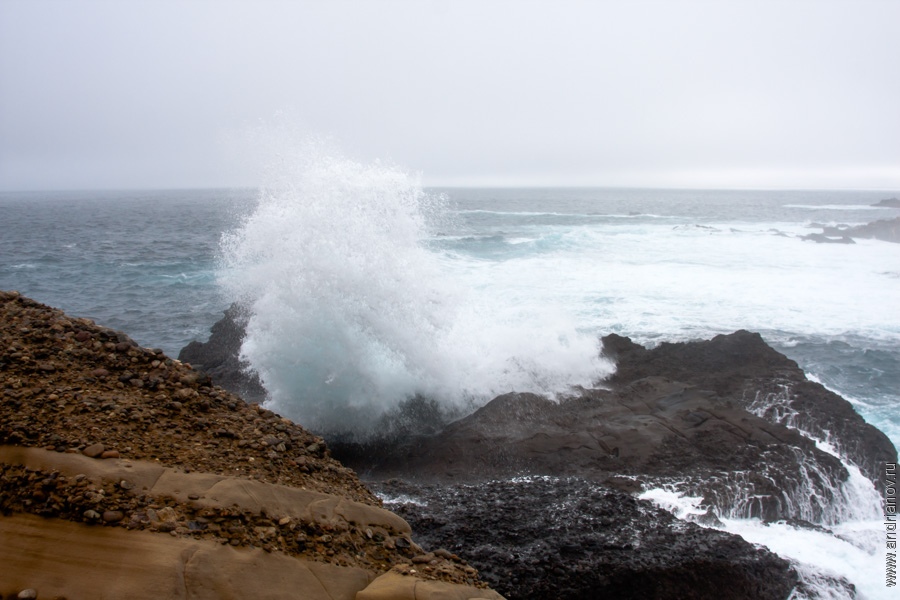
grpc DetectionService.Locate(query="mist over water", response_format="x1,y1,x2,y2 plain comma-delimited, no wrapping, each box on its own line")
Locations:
218,143,608,433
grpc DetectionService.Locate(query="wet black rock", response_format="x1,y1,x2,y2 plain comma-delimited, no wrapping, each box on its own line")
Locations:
603,330,896,485
380,477,798,600
181,319,894,599
337,332,895,524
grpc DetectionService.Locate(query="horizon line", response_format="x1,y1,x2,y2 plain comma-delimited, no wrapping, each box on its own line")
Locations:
2,184,899,195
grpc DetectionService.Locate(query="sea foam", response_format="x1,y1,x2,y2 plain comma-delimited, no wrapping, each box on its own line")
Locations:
218,141,608,434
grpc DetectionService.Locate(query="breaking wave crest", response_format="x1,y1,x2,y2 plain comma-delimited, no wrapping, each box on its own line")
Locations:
218,139,608,434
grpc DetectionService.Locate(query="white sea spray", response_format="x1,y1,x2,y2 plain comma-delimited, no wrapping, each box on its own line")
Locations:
218,139,608,433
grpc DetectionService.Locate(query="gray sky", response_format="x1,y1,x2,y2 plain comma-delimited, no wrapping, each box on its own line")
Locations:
1,0,898,191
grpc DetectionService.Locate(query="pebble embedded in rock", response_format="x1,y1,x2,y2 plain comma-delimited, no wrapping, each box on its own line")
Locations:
82,443,105,458
101,449,120,459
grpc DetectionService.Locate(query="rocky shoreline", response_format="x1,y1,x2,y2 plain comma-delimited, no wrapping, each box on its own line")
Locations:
177,303,898,598
0,291,501,600
4,291,896,599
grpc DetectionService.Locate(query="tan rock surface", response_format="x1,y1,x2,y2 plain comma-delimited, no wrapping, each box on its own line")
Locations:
1,513,373,600
356,571,505,600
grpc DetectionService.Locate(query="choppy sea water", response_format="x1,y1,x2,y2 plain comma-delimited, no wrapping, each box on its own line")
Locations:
1,170,899,598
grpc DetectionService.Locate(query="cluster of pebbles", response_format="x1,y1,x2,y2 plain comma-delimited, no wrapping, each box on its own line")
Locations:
0,290,485,591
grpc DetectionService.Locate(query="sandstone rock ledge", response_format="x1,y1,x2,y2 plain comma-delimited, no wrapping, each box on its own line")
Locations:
0,291,503,600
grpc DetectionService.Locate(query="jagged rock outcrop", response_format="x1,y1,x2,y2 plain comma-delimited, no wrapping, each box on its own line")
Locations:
0,291,503,600
178,302,266,404
602,330,896,485
337,332,895,526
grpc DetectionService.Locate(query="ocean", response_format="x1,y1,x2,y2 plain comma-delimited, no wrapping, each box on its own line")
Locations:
1,160,898,597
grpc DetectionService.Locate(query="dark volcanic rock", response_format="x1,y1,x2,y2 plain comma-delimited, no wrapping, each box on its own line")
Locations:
178,303,267,403
337,333,896,524
603,330,896,485
380,477,798,600
185,313,890,599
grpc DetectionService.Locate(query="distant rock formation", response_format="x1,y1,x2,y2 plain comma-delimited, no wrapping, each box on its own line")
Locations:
0,291,503,600
873,198,900,208
803,216,900,244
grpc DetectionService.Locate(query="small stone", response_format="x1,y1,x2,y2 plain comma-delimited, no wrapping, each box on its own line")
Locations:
17,590,38,600
82,443,105,458
395,536,411,549
91,367,109,377
278,516,292,526
102,510,124,523
412,552,435,564
188,494,200,500
119,480,135,490
101,450,120,459
83,509,101,520
75,330,92,342
156,506,177,522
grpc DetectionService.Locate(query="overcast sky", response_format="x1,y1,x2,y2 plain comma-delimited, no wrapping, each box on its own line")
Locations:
1,0,898,191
